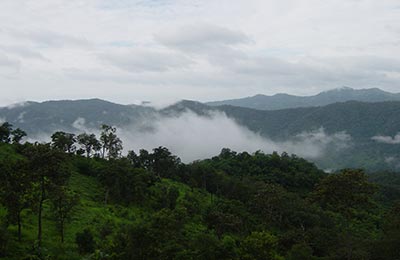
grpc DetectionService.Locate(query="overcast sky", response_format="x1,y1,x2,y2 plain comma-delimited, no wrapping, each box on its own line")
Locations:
1,0,400,106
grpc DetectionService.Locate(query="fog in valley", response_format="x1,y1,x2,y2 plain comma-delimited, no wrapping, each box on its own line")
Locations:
32,109,352,163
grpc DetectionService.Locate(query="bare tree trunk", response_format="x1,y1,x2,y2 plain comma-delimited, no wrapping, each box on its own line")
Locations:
61,220,64,243
17,211,22,242
38,178,45,249
104,188,109,205
102,147,106,159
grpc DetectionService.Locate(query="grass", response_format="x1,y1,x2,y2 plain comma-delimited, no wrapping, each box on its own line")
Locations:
2,172,140,259
1,171,212,259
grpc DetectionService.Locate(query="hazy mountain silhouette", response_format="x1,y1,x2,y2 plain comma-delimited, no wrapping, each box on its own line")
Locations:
207,87,400,110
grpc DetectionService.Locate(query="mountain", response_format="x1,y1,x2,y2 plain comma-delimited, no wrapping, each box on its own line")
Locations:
0,99,155,135
162,100,400,171
206,87,400,110
2,98,400,171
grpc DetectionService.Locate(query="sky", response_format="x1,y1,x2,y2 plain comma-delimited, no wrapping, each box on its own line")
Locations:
1,0,400,106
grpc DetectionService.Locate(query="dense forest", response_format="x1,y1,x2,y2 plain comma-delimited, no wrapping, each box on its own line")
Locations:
3,98,400,172
1,122,400,259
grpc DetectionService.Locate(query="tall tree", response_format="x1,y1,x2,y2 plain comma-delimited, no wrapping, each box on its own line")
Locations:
51,131,76,154
127,150,140,167
0,155,31,241
0,122,13,143
151,146,181,178
77,133,101,158
51,186,79,243
23,143,69,249
11,128,27,144
100,124,122,159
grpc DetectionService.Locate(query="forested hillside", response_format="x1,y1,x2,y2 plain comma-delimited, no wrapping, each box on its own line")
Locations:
1,122,400,259
170,100,400,171
0,99,155,135
2,99,400,171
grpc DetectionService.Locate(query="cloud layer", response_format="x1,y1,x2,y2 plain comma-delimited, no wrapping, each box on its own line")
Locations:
64,110,351,163
1,0,400,105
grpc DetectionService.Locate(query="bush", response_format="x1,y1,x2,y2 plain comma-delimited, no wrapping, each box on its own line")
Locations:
76,228,96,255
0,221,8,257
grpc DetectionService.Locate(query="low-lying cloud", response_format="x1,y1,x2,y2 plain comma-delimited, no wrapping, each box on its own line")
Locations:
372,133,400,144
116,111,351,162
30,110,352,163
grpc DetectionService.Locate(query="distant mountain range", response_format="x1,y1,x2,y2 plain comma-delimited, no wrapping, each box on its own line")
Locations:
207,87,400,110
1,88,400,171
0,99,155,135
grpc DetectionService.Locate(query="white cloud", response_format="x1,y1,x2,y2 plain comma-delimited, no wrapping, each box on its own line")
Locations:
156,23,251,52
6,28,91,49
6,101,31,109
0,45,49,61
16,111,26,123
0,53,21,75
98,48,193,73
72,117,87,131
1,0,400,104
118,111,351,162
372,133,400,144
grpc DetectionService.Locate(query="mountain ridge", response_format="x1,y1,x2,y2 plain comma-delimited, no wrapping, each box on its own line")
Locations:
2,97,400,171
206,87,400,110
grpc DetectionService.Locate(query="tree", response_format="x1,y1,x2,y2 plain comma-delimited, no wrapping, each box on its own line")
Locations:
0,155,32,241
22,143,69,249
51,131,76,153
373,202,400,259
51,186,79,243
151,146,181,178
77,133,101,158
113,208,187,259
205,199,248,238
98,158,156,205
0,216,9,257
239,231,283,260
312,169,378,218
0,122,13,143
76,229,95,255
286,243,317,260
138,149,153,169
11,128,27,144
154,186,180,210
100,124,122,159
127,150,140,167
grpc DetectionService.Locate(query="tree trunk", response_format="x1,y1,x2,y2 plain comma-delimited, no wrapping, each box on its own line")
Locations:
38,178,45,249
102,147,106,159
61,220,64,243
17,211,21,242
38,198,43,248
104,188,109,205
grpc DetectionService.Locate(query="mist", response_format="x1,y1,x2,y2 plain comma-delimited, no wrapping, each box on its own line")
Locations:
372,133,400,144
117,111,351,162
28,110,351,163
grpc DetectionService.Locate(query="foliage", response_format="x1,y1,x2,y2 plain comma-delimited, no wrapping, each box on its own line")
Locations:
0,123,400,259
100,125,122,159
76,229,96,255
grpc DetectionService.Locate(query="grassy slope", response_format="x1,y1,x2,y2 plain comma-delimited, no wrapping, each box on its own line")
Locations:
1,168,211,259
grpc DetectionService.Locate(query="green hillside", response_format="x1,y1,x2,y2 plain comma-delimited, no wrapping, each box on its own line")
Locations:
0,145,214,259
1,123,400,259
2,98,400,171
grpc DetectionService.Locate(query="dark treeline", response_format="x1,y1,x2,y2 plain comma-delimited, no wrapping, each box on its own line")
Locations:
0,121,400,259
